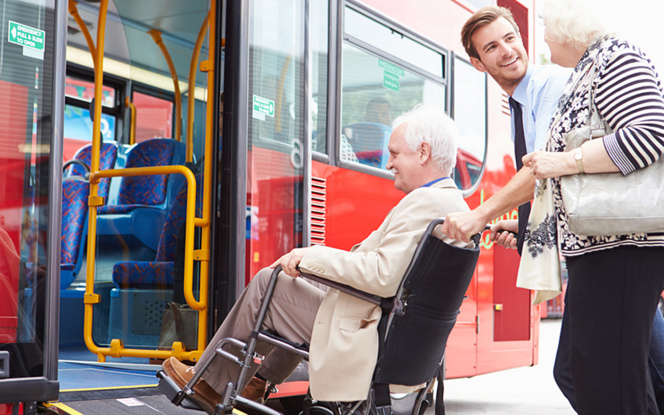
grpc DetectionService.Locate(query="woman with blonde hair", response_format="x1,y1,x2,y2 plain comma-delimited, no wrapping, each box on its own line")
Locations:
523,0,664,413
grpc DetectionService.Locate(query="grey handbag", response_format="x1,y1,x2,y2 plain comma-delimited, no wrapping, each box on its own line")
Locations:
560,71,664,236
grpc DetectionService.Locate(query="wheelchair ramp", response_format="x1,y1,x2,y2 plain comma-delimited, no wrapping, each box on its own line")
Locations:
46,394,206,415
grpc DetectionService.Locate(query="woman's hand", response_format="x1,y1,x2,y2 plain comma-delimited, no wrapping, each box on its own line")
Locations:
523,151,577,180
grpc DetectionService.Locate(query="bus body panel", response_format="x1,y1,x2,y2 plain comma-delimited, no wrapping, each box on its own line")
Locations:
0,0,545,406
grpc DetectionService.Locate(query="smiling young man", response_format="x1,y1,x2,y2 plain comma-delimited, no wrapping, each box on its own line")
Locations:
447,6,570,249
440,6,664,413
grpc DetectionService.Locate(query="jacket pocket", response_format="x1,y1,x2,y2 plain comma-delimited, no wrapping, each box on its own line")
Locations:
339,316,377,332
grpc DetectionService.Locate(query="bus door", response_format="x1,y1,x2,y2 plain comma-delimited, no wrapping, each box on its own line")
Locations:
0,0,65,409
219,0,307,303
66,0,214,365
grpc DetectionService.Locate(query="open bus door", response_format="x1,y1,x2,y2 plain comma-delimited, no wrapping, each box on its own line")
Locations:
0,0,65,411
215,0,311,399
71,0,215,365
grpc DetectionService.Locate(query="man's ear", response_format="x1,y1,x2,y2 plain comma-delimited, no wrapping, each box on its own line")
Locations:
470,56,486,73
419,142,432,164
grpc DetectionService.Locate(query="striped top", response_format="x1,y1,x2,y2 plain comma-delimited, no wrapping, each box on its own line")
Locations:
547,37,664,256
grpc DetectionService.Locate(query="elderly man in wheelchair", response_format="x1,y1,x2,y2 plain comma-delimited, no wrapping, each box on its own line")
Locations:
158,104,480,415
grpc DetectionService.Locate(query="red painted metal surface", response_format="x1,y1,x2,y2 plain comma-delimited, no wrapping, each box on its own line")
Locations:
0,80,29,344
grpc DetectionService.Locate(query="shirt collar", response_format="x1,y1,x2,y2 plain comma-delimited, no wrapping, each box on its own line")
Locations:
510,66,533,106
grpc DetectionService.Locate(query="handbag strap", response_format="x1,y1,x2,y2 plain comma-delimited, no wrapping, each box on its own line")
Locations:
551,62,613,152
586,71,614,140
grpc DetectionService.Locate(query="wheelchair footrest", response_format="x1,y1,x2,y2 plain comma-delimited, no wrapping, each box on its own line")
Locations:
156,370,206,411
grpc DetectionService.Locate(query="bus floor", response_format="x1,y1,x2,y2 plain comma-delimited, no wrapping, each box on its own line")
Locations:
49,345,309,415
48,344,198,415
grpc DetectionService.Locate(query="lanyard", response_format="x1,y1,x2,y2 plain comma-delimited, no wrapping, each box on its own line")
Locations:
421,177,449,188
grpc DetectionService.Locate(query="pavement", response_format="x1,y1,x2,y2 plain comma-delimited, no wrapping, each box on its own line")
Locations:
53,319,574,415
443,319,575,414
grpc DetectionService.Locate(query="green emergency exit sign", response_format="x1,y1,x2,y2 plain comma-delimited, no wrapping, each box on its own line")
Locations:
8,21,45,52
253,95,275,117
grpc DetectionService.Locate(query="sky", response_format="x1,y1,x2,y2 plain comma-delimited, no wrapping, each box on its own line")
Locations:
533,0,664,72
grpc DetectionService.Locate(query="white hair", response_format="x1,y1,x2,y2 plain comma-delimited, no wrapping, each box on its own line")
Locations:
542,0,616,49
392,105,458,175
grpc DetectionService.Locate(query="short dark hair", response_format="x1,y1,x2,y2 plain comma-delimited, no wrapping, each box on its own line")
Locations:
461,6,520,60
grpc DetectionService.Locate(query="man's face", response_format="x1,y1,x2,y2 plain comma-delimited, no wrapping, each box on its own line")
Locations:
469,17,528,94
386,123,423,194
365,102,392,125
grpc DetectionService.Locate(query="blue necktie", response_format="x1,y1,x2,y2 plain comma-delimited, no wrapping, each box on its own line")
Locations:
509,97,531,255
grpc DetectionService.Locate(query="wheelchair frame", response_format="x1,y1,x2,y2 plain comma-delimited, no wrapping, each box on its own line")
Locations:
158,218,485,415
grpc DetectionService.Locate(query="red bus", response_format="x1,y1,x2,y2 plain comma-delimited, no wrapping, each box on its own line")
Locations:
0,0,540,413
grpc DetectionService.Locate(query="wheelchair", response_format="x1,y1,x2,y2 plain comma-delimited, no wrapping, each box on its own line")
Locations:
158,218,482,415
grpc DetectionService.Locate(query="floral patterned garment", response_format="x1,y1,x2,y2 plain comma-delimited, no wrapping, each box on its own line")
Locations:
544,37,664,257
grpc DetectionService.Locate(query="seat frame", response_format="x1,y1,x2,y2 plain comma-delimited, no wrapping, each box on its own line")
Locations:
158,218,483,415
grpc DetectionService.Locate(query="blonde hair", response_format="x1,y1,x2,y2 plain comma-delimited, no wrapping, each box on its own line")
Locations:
392,105,458,175
542,0,615,49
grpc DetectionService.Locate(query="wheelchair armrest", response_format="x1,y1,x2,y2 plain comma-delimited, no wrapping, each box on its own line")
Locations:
297,271,384,306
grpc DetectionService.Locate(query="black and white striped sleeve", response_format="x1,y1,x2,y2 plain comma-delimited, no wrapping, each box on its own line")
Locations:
594,49,664,175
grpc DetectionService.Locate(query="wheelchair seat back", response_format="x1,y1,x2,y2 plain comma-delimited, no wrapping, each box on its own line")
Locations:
374,221,480,386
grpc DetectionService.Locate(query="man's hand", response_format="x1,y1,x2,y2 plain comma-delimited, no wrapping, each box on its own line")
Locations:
270,247,310,278
441,210,489,243
490,220,518,250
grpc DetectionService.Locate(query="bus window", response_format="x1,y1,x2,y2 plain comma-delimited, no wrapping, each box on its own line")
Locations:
311,0,329,156
63,76,117,160
452,57,487,191
132,91,174,143
339,6,446,171
65,75,115,107
344,7,444,79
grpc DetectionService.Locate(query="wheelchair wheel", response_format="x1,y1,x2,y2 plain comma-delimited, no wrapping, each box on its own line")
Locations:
280,396,305,415
307,406,335,415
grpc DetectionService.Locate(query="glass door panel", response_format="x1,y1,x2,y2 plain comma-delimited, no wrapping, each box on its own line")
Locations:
245,0,305,283
0,0,60,402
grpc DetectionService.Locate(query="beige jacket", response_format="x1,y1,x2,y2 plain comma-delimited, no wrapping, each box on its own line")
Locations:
298,178,470,401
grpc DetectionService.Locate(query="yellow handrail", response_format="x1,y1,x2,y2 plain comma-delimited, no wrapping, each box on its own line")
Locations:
83,165,207,362
125,97,136,145
189,0,217,353
186,12,210,164
83,0,108,361
81,0,210,362
275,56,292,133
68,0,96,69
148,29,183,143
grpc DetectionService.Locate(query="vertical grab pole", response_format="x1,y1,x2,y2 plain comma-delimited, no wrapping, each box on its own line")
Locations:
83,0,109,360
183,0,217,353
125,97,137,146
148,30,183,143
186,12,210,164
68,1,96,69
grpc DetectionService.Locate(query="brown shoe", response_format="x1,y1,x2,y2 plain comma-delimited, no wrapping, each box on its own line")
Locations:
162,357,221,414
240,376,268,403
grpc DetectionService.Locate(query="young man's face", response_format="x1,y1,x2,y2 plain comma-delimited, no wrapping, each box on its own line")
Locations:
469,17,528,95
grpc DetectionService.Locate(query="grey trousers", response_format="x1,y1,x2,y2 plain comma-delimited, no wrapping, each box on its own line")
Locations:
193,267,326,394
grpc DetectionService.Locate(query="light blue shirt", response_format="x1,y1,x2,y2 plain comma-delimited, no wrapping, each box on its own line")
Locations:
510,65,572,154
